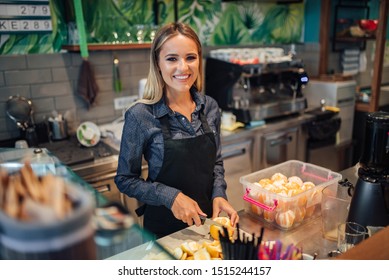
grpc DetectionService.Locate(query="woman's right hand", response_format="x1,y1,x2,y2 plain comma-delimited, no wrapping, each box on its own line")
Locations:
171,192,207,227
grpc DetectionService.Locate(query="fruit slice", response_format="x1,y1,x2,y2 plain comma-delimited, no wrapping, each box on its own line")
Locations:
210,224,223,240
210,217,235,240
193,247,211,260
180,241,200,256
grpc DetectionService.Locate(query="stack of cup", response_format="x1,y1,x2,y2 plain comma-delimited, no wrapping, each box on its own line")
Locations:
337,222,367,253
321,182,352,241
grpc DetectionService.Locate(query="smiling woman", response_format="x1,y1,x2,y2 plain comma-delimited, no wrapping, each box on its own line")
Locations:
158,33,200,121
114,22,239,239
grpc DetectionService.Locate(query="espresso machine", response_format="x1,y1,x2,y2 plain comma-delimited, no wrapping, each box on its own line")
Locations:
204,56,308,124
347,111,389,227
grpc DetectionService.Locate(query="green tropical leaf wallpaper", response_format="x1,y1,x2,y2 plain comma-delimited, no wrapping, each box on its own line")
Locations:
0,0,304,55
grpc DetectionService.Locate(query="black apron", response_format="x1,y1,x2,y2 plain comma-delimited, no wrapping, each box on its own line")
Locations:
142,111,216,238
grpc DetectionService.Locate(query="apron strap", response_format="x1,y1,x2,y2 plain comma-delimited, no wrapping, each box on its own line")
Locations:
199,110,213,134
159,114,172,140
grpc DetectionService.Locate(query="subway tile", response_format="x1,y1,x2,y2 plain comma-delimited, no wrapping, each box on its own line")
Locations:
0,102,5,114
93,64,112,78
0,130,20,142
115,49,149,63
96,78,132,96
96,77,113,92
52,66,80,82
31,82,73,98
31,97,55,113
26,53,72,69
0,72,4,86
1,117,20,136
70,54,83,66
54,95,77,111
97,91,117,106
0,86,31,101
5,69,52,85
129,62,149,76
77,103,115,122
33,112,51,123
0,55,27,71
89,52,114,65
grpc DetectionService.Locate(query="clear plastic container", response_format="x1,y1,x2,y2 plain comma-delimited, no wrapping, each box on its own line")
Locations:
240,160,342,231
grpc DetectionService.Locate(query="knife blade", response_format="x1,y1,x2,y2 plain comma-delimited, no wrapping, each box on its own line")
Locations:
188,216,215,238
193,216,226,239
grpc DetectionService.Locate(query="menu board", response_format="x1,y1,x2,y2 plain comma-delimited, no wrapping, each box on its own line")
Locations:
0,0,52,34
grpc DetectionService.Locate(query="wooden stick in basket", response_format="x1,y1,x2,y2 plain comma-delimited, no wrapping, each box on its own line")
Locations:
0,168,6,209
4,175,19,219
44,174,69,219
20,162,41,202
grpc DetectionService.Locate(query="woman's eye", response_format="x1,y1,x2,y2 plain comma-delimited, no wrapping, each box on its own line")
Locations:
166,57,177,61
187,55,197,61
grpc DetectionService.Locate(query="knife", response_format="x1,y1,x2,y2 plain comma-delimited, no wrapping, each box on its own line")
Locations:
192,215,223,239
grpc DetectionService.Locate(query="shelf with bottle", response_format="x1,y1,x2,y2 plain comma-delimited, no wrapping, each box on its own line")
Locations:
62,43,152,52
63,22,159,52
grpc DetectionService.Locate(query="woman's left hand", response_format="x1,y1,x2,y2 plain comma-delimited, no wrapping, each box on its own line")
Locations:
212,197,239,226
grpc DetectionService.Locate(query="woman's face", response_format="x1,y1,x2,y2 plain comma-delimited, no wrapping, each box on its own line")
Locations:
158,34,199,96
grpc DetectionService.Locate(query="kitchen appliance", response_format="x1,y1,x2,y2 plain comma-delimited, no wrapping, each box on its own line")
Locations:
38,137,119,204
304,80,356,171
204,56,308,124
304,79,356,145
222,138,255,211
347,111,389,228
260,126,300,168
38,137,143,223
6,95,38,147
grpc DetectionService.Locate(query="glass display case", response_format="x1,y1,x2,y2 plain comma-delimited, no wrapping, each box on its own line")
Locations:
0,147,174,260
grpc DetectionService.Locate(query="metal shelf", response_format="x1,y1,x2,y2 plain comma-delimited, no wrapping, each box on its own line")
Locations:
62,43,152,52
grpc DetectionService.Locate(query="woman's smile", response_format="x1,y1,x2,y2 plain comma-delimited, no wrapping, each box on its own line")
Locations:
158,34,199,96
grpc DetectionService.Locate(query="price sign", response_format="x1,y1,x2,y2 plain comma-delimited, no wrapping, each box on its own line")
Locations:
0,19,52,33
0,0,52,34
0,4,51,17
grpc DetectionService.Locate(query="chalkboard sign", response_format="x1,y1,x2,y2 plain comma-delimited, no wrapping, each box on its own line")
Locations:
0,0,52,34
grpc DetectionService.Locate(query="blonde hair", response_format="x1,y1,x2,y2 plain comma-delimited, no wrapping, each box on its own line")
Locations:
135,22,203,106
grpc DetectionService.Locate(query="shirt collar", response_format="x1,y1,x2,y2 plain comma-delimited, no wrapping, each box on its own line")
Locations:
152,88,205,119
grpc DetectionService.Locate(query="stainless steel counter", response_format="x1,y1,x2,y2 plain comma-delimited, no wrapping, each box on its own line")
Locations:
220,113,314,144
107,164,359,260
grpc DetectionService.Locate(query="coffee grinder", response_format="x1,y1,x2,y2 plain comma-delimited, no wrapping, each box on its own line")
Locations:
347,111,389,227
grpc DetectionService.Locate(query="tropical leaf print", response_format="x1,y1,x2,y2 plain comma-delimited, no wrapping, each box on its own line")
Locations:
210,4,251,45
252,3,304,44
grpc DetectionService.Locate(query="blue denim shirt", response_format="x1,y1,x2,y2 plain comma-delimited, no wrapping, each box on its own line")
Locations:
114,90,227,210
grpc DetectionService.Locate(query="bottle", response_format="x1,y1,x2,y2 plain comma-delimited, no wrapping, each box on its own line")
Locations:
30,148,56,176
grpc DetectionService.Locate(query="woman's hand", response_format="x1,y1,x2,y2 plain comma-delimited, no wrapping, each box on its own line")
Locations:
212,197,239,226
171,192,207,227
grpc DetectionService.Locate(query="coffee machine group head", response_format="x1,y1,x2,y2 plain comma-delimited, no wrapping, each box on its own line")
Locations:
347,111,389,227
